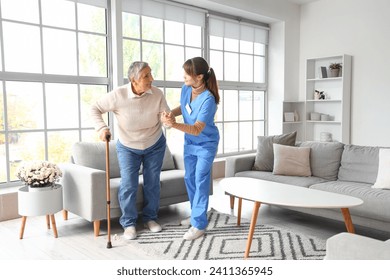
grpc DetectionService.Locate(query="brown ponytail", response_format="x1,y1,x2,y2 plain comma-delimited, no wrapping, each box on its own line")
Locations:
183,57,220,104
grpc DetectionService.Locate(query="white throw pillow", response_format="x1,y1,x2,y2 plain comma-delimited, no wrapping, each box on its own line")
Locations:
372,148,390,189
273,144,312,177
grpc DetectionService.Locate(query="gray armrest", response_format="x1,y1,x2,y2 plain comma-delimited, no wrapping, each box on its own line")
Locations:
225,153,256,177
325,232,390,260
59,163,107,222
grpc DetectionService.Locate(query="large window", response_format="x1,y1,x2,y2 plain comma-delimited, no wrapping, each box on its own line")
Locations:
121,1,268,156
121,0,205,154
0,0,268,189
209,16,268,154
0,0,109,186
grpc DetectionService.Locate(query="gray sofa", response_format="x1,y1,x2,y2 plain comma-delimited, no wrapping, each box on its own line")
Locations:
60,141,205,236
325,232,390,259
225,140,390,233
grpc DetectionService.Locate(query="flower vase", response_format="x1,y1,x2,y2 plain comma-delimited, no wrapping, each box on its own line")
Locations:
28,184,54,192
18,184,63,216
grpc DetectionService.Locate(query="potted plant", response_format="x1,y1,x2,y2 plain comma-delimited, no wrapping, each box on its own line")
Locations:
329,62,342,77
17,161,64,238
16,160,62,192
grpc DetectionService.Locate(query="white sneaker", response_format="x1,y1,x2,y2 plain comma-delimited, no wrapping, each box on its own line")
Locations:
183,226,205,240
180,217,191,226
144,220,162,233
123,226,137,240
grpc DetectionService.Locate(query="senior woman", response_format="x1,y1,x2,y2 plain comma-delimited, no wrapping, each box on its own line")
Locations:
91,61,170,240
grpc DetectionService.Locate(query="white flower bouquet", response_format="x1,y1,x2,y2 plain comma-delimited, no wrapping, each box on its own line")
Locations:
16,161,62,188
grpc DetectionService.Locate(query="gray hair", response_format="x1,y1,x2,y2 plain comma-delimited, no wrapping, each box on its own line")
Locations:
128,61,149,81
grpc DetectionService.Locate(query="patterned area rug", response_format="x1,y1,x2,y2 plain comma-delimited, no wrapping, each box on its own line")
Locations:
125,209,326,260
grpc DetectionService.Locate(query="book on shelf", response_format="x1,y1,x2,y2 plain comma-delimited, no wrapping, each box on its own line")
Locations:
320,66,327,78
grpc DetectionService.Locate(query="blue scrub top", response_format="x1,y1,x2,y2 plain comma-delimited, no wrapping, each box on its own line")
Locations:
180,85,220,157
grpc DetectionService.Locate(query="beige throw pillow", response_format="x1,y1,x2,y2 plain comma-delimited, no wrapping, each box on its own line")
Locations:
372,148,390,189
273,144,312,177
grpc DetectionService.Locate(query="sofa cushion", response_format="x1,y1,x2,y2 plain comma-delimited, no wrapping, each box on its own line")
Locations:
160,169,187,198
310,180,390,222
372,148,390,189
72,141,121,178
338,145,379,184
109,177,144,209
137,146,176,173
252,131,297,171
161,146,176,171
235,171,327,187
273,144,311,177
299,141,344,181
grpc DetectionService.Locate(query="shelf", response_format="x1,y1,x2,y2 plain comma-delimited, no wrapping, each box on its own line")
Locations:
306,99,341,102
283,121,303,124
282,101,305,141
284,54,351,144
307,77,342,82
306,121,341,124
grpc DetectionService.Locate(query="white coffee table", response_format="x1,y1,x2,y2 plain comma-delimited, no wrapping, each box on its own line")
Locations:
220,177,363,259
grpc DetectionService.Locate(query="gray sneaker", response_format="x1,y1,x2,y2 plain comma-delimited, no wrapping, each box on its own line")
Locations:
123,226,137,240
180,217,191,226
144,220,162,232
183,226,205,240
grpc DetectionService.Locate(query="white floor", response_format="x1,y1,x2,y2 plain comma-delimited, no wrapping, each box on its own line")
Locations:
0,179,389,260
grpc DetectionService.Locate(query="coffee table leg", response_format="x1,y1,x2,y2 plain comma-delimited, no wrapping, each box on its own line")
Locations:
230,195,235,210
50,214,58,238
19,216,27,239
46,215,50,229
244,201,261,259
237,198,242,226
341,208,355,233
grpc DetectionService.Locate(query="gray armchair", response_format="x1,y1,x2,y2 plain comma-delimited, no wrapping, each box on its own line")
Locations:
325,232,390,260
60,141,204,236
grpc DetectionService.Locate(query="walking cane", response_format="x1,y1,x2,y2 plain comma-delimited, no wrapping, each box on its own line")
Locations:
105,134,112,249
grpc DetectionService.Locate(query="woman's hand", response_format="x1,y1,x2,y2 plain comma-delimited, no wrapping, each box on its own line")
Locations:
161,111,176,127
99,129,111,142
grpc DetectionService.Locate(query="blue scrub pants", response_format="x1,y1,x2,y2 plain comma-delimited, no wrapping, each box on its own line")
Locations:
116,135,166,228
184,152,214,230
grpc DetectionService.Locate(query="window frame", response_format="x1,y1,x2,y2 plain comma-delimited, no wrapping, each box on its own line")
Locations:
0,0,269,189
208,13,269,156
0,0,110,188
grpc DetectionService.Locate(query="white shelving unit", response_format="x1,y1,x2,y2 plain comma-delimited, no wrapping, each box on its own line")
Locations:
283,54,352,143
282,101,305,141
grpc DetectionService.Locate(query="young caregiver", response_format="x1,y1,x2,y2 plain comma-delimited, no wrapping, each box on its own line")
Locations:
161,57,220,240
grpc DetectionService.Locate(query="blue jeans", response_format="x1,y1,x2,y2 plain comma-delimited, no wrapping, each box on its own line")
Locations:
116,134,166,228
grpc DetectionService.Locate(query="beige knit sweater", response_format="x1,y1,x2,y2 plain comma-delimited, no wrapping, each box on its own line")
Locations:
90,84,170,150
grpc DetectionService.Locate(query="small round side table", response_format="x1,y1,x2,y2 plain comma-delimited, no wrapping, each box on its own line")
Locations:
18,184,63,239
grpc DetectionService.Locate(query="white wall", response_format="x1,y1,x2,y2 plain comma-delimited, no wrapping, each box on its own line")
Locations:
177,0,390,146
300,0,390,146
268,21,286,135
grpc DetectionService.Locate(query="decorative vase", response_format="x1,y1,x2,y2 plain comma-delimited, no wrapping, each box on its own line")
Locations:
329,69,340,77
294,110,299,122
320,132,332,142
18,184,63,216
28,184,54,192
